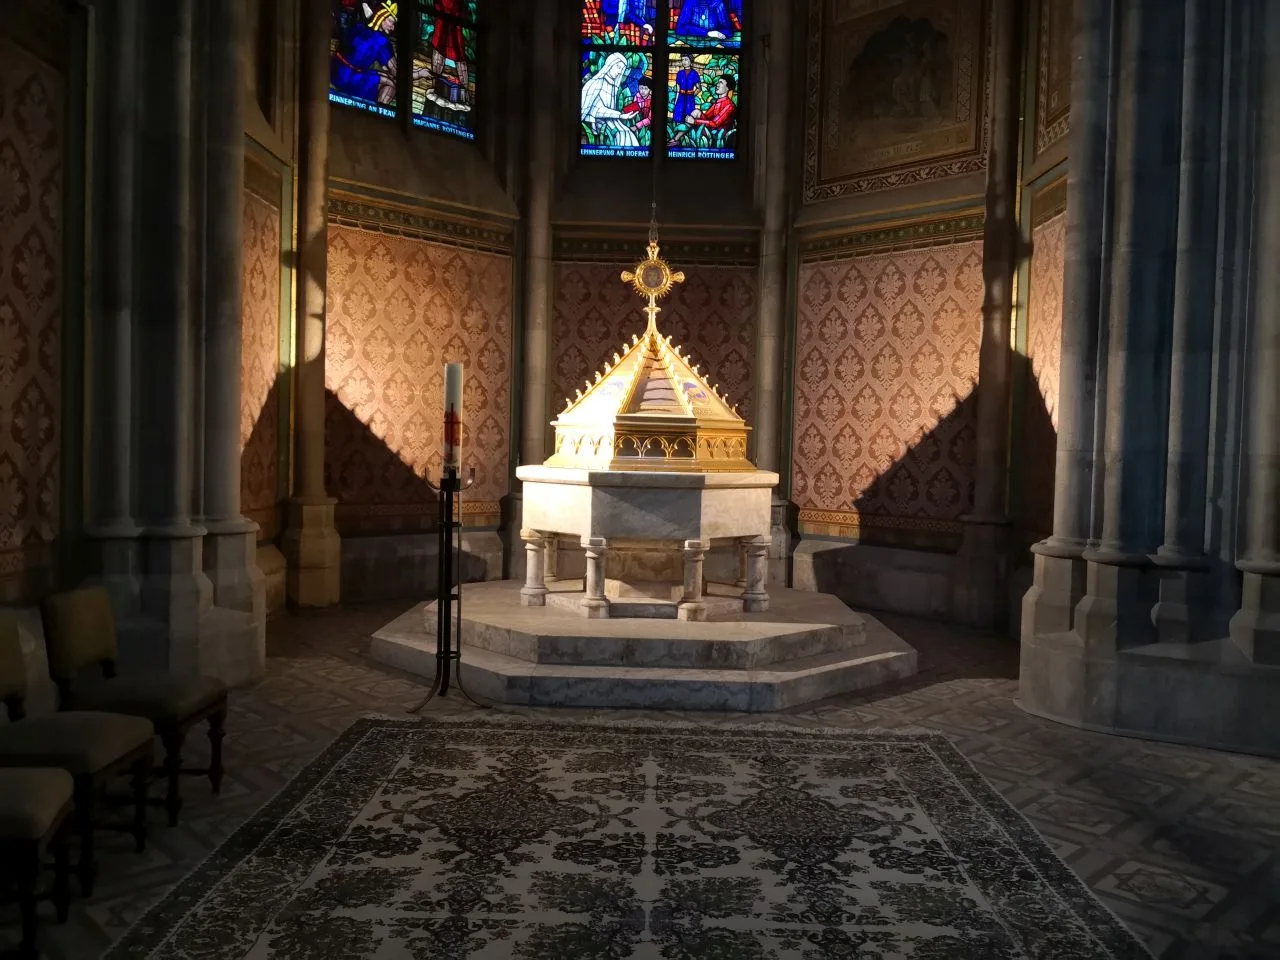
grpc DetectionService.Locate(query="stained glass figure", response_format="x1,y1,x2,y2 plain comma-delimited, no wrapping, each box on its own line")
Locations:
329,0,400,117
669,0,743,48
412,0,478,139
582,0,657,47
666,52,738,159
580,50,653,157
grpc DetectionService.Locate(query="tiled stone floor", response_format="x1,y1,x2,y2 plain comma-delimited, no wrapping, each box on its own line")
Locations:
3,601,1278,959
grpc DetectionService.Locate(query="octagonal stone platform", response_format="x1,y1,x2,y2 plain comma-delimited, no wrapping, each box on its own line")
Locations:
370,580,918,711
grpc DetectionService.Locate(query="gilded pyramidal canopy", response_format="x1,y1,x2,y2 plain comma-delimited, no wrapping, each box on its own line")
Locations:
545,240,754,473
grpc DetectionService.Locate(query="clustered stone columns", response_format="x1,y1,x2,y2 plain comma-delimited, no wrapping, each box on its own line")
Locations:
1229,0,1280,665
678,540,708,622
79,0,265,682
1020,0,1280,753
752,0,792,588
520,530,548,607
580,537,609,619
199,0,266,679
952,0,1023,628
281,0,341,607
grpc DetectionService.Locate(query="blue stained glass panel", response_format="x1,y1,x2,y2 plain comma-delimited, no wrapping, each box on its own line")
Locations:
580,50,654,158
581,0,658,47
666,51,738,159
669,0,743,48
329,0,400,117
413,2,478,140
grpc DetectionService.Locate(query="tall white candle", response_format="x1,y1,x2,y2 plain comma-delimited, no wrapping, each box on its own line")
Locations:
443,363,463,471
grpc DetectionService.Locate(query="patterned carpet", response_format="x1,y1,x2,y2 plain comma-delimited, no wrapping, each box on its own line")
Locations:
105,718,1152,959
1,601,1278,958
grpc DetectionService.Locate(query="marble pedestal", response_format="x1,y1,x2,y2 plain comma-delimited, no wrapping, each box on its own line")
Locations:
370,580,917,711
517,465,777,620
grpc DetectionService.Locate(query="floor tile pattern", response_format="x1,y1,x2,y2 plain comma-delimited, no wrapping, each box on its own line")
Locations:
3,603,1277,959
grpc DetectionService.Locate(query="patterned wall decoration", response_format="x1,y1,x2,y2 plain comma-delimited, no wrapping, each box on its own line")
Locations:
803,0,992,202
325,219,513,534
550,261,758,443
239,161,282,540
792,238,985,547
1033,0,1072,161
0,36,63,599
1020,196,1067,542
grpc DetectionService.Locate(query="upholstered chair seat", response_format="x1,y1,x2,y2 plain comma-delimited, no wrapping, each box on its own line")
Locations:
41,587,230,828
61,675,227,727
0,768,75,959
0,619,153,899
0,711,155,775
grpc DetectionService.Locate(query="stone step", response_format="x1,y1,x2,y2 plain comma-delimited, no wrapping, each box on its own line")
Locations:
370,632,917,712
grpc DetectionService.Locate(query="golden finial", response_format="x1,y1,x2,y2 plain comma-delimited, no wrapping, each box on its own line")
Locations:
575,389,583,400
612,352,620,364
595,371,602,383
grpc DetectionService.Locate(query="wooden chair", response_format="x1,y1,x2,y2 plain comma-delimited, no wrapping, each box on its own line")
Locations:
0,768,74,960
40,587,229,828
0,619,153,897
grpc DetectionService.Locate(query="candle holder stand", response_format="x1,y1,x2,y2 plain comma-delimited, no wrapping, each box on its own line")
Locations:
407,466,488,712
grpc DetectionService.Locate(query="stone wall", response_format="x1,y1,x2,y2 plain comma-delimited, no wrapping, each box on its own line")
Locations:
240,160,284,542
1018,205,1066,546
792,239,985,546
323,213,513,598
0,31,63,603
550,262,758,431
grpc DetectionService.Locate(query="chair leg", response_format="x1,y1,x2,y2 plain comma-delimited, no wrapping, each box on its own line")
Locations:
161,729,186,827
73,779,96,897
130,757,151,852
52,828,71,923
17,844,40,960
208,705,227,796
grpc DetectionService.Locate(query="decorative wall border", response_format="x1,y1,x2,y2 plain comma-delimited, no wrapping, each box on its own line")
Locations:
327,190,515,255
1030,174,1068,228
801,0,994,203
797,509,963,551
798,209,986,262
552,228,760,266
1033,0,1072,160
336,500,503,535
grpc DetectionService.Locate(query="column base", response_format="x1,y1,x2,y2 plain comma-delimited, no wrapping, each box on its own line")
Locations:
521,587,548,607
768,498,791,588
677,601,707,622
1074,559,1158,653
951,516,1011,630
580,598,611,619
128,531,213,677
1149,560,1214,646
1021,551,1086,639
1229,571,1280,665
202,524,267,683
742,594,769,614
84,525,143,617
281,498,341,608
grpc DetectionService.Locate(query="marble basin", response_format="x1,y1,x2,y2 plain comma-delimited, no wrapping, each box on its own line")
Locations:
516,465,779,620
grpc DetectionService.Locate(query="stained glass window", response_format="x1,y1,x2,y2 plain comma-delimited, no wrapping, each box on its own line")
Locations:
413,0,478,140
580,0,743,160
330,0,401,118
329,0,480,143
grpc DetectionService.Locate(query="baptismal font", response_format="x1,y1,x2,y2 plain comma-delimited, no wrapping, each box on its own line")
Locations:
515,231,779,621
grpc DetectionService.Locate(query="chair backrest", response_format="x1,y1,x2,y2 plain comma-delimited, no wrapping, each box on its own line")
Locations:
0,618,29,719
40,586,119,684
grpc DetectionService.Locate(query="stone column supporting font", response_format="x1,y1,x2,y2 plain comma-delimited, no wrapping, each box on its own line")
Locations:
742,536,770,613
678,539,708,622
581,537,609,619
520,529,548,607
282,0,341,607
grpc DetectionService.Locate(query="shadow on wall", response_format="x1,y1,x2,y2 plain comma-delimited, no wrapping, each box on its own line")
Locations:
319,388,492,601
802,348,1056,632
239,377,282,537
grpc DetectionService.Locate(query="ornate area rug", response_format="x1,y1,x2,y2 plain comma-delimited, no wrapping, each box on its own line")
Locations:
108,717,1152,959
